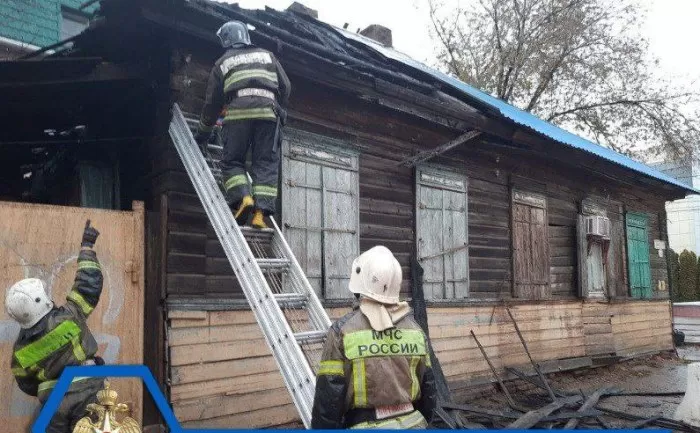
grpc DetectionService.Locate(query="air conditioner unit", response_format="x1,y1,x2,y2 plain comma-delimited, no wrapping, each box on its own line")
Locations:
585,215,611,239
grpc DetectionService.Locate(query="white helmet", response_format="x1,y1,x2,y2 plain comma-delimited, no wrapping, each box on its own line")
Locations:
348,246,402,305
5,278,54,329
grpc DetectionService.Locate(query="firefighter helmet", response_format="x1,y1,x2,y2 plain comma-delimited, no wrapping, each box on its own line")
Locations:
348,246,402,305
216,21,251,48
5,278,53,329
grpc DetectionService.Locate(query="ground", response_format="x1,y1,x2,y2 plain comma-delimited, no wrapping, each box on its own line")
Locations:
459,346,700,429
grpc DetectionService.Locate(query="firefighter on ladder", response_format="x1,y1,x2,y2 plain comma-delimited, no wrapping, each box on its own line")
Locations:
311,246,437,429
5,220,105,433
195,20,291,230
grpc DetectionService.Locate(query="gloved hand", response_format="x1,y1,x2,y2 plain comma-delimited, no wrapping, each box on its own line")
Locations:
81,219,100,248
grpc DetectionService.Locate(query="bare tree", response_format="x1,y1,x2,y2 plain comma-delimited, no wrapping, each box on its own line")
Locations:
428,0,700,160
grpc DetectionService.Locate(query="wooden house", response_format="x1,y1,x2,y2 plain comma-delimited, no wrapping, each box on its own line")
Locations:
0,0,696,428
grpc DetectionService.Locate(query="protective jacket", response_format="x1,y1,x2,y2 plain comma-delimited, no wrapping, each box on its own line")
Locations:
197,46,291,135
10,248,103,402
311,306,437,429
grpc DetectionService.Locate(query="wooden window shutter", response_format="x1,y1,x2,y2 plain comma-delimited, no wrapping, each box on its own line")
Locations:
512,190,550,299
416,167,469,299
625,212,652,299
281,131,359,300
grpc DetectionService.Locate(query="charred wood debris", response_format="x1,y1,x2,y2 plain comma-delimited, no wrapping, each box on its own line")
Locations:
409,265,695,430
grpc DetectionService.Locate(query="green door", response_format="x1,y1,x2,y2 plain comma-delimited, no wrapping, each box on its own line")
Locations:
626,213,652,298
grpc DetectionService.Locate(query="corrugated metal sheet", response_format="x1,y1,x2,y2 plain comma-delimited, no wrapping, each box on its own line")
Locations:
337,28,698,195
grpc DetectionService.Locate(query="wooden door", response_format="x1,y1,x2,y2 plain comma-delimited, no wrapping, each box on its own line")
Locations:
416,168,469,299
626,212,652,298
281,132,359,299
0,201,145,432
512,191,550,299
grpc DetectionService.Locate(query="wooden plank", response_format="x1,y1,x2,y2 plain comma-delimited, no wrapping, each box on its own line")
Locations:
181,404,299,429
169,323,263,346
170,356,279,385
0,201,145,431
170,339,272,366
174,388,291,422
170,371,286,402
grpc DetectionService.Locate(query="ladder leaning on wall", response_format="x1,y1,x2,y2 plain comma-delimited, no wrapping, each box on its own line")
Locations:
168,103,331,428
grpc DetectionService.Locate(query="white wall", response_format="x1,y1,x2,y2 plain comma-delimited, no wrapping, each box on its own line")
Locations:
655,158,700,255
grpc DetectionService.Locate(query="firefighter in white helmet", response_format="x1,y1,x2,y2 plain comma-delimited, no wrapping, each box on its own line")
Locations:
311,246,437,429
5,220,105,433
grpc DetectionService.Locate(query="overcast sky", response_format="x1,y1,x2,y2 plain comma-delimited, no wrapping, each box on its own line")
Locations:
231,0,700,87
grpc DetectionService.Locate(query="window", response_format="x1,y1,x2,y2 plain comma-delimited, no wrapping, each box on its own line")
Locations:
61,9,89,42
281,131,359,300
415,167,469,299
626,212,652,298
512,190,550,299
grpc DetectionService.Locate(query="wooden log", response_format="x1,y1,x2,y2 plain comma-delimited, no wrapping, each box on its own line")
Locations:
506,396,580,429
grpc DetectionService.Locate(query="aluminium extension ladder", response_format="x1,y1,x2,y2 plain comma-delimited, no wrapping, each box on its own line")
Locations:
168,103,331,428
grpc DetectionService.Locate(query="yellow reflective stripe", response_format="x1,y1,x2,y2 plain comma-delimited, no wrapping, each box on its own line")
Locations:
224,174,249,191
11,367,28,377
253,185,278,197
37,376,91,394
67,290,94,315
343,329,427,360
77,261,101,271
350,410,426,429
352,358,367,407
36,369,48,381
224,107,276,121
409,356,420,400
425,353,432,368
14,321,82,368
318,360,344,376
225,69,278,90
71,336,86,362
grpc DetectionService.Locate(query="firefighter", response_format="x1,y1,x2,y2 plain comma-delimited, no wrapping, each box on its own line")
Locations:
194,20,291,230
5,220,105,433
311,246,437,429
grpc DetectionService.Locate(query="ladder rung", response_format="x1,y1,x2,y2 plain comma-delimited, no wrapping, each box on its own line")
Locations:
257,258,290,271
240,226,275,244
294,330,327,344
274,293,308,308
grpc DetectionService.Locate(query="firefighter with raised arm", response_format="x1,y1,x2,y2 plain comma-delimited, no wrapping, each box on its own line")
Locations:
194,20,291,230
5,220,105,433
311,246,437,429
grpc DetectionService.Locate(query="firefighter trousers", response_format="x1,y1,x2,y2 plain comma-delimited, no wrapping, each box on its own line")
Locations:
43,377,103,433
219,118,280,215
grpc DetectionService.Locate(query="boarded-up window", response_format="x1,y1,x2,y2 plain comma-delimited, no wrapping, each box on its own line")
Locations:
416,167,469,299
512,191,550,299
626,212,652,298
281,132,359,300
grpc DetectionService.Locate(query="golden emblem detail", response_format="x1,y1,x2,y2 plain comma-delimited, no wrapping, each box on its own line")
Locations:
73,380,141,433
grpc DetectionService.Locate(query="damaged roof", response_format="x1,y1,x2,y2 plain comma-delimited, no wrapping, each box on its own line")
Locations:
179,0,694,194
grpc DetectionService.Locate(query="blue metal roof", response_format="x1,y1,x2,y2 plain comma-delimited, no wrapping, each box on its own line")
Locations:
337,28,697,195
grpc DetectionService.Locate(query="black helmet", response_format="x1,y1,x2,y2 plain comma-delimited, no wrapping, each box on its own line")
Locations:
216,21,251,48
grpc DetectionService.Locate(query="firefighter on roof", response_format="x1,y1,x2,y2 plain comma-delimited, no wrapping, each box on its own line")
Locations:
195,20,291,230
5,220,105,433
311,246,437,429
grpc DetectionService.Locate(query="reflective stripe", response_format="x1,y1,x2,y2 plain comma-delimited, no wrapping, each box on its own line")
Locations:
77,261,101,271
318,360,344,376
225,69,278,91
253,185,278,197
425,353,432,368
67,290,94,315
409,356,420,400
352,358,367,407
350,410,427,429
224,174,249,191
220,52,273,76
71,335,86,362
36,369,47,381
224,107,276,121
237,88,276,99
11,367,28,377
343,329,427,360
38,376,91,394
14,321,81,368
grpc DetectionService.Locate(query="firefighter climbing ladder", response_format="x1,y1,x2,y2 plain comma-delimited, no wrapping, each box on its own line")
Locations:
168,103,331,428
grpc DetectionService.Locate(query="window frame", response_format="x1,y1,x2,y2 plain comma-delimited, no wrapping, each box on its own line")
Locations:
280,129,360,301
511,189,551,299
414,165,470,300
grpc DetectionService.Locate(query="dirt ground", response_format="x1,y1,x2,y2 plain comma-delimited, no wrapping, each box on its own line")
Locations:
462,346,700,428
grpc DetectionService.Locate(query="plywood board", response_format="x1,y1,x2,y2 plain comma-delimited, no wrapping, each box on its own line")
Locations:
0,201,145,432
